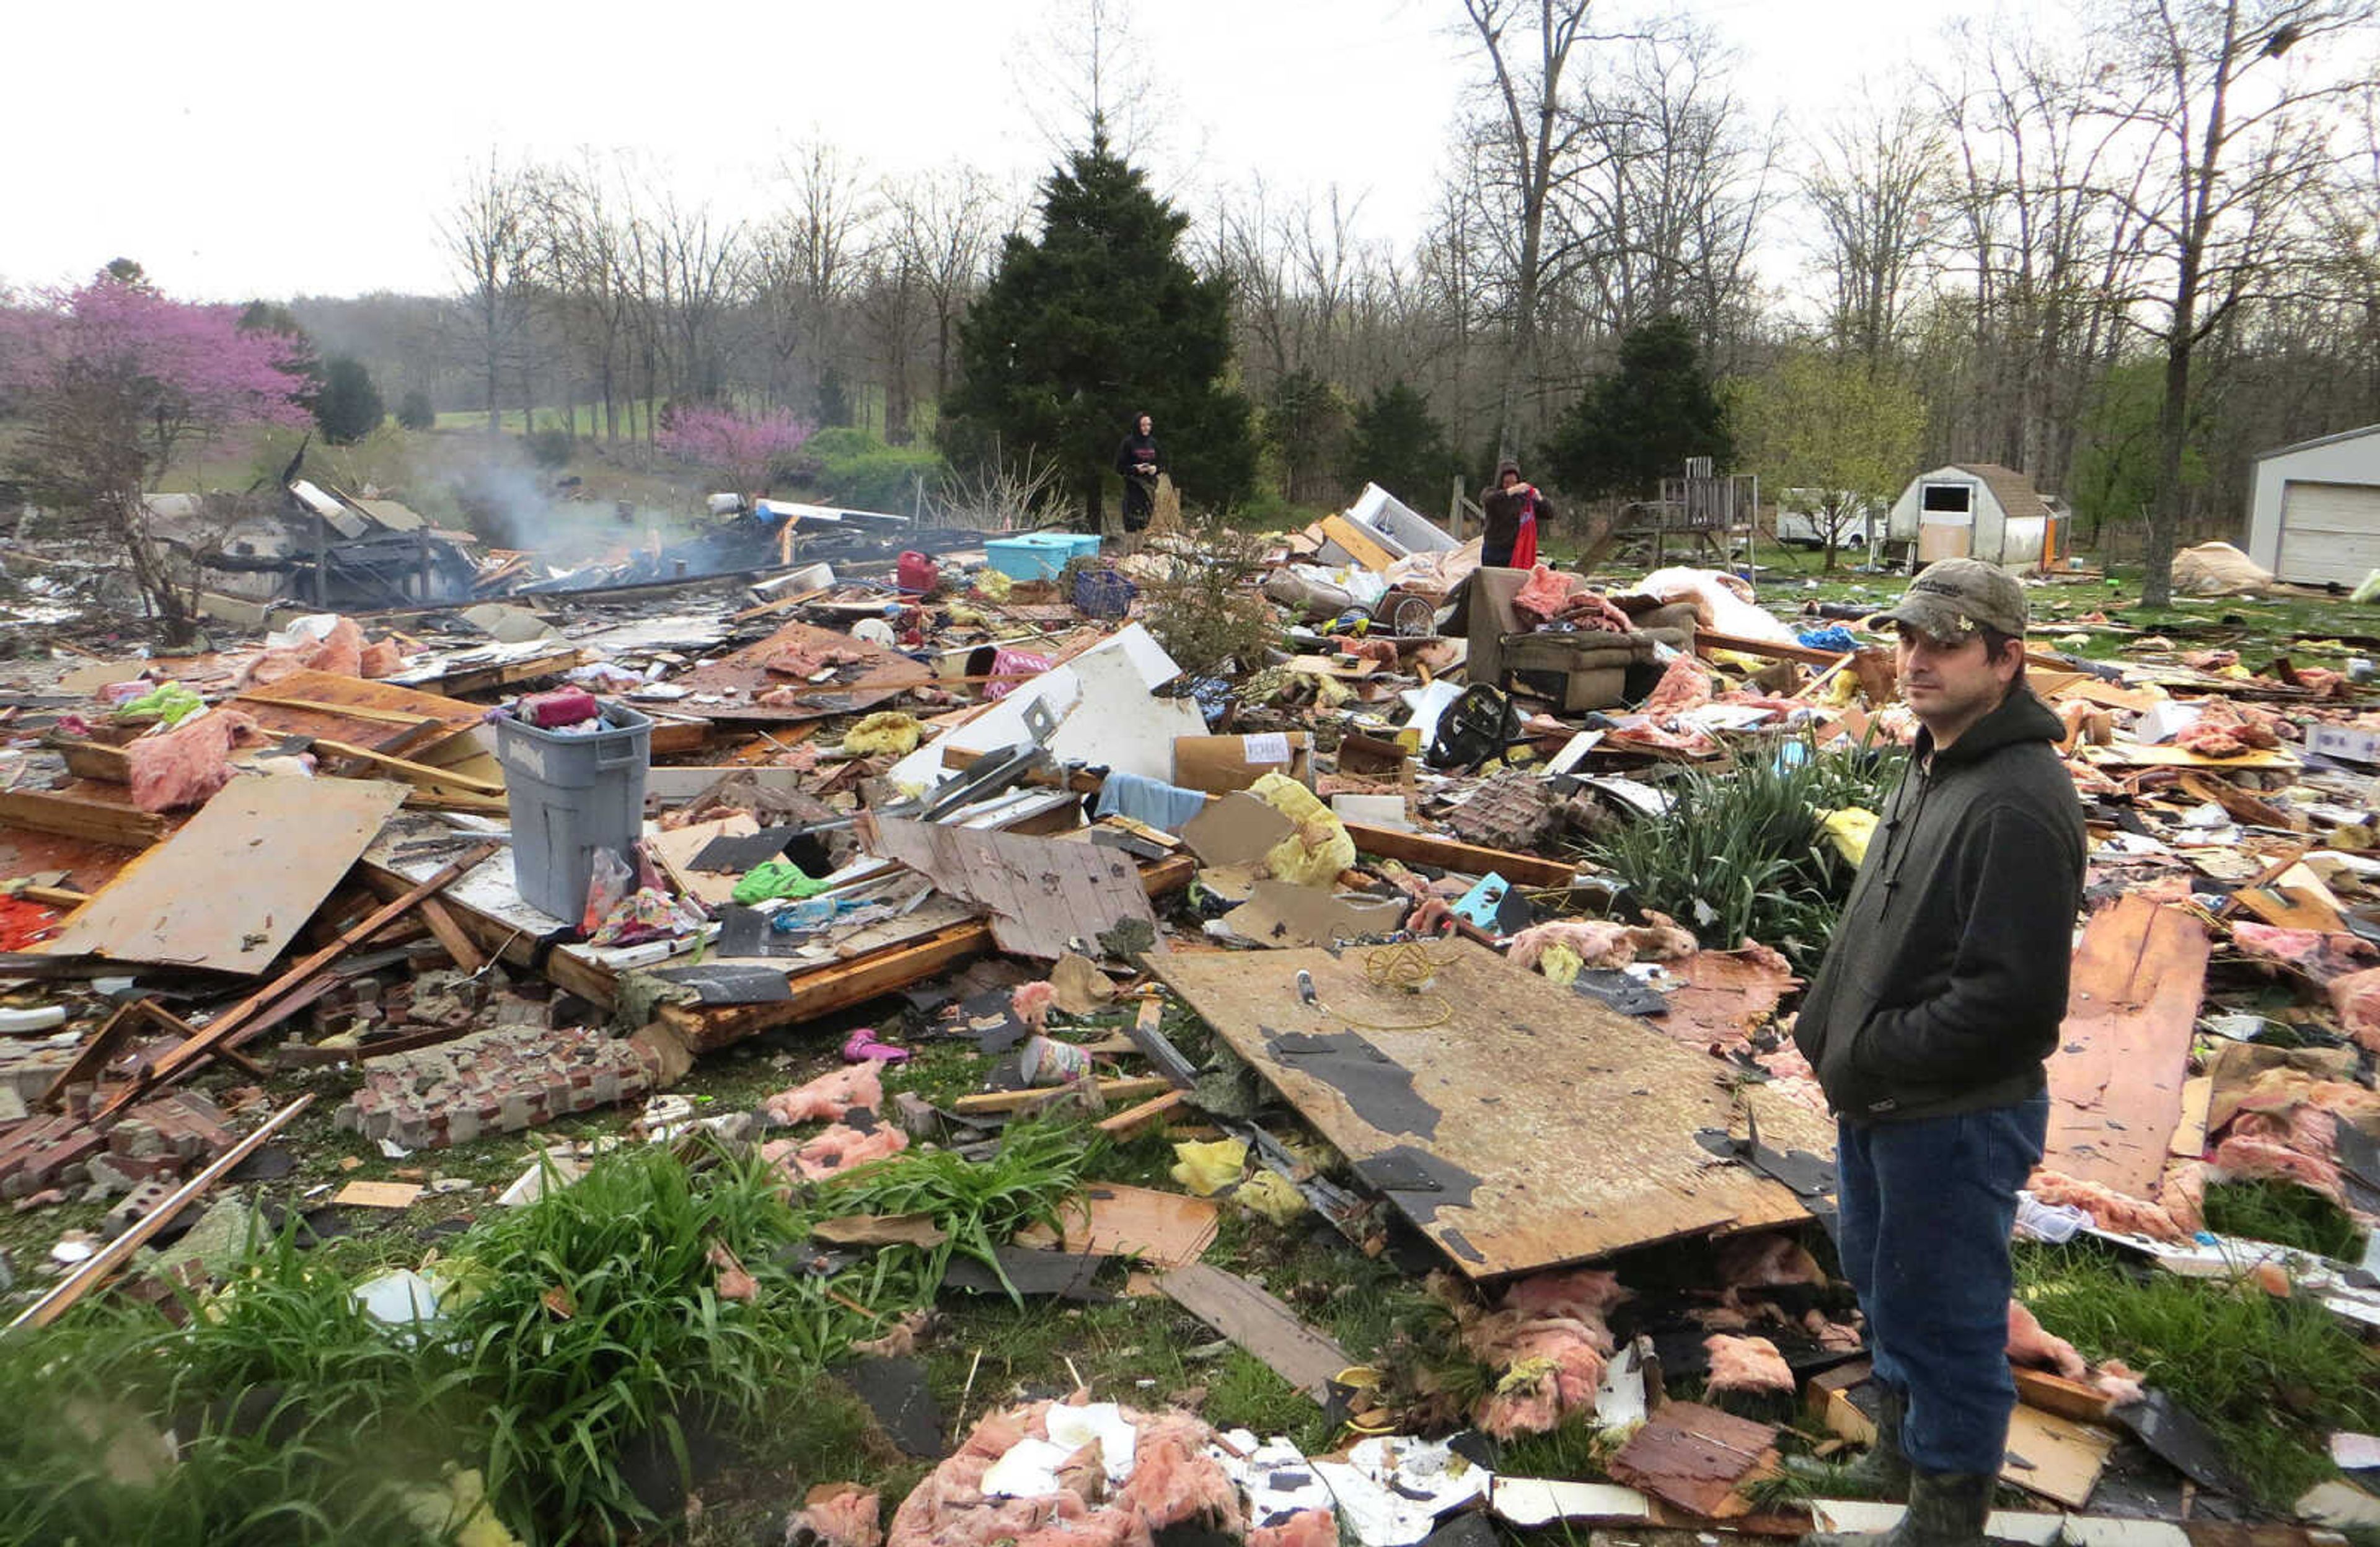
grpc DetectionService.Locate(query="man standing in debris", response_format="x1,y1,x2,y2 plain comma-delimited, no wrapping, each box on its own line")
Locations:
1114,412,1164,536
1480,461,1549,568
1796,559,2085,1547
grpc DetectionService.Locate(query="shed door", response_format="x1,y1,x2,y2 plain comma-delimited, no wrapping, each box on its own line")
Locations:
2276,481,2380,586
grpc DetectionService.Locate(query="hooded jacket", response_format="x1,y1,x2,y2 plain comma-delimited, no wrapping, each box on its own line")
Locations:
1481,462,1552,562
1791,687,2086,1124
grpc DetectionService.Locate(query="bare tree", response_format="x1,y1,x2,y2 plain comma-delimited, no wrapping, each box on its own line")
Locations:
887,167,1008,407
440,153,539,435
752,142,873,416
1802,93,1954,371
1457,0,1608,461
2089,0,2379,603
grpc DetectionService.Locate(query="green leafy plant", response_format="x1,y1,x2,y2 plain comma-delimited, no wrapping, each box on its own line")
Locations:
813,1119,1098,1299
1587,733,1903,968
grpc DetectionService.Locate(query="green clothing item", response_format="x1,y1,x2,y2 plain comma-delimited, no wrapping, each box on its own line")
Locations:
731,859,831,905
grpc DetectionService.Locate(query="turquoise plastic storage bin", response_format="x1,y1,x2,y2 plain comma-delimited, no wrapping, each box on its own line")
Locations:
985,532,1101,581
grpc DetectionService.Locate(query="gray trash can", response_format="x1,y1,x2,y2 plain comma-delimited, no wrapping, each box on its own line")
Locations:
493,700,652,923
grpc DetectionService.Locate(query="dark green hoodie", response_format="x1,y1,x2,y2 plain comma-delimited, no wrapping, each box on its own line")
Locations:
1791,687,2086,1124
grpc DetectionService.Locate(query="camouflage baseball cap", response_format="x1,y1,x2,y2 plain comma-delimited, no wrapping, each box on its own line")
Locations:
1868,558,2029,641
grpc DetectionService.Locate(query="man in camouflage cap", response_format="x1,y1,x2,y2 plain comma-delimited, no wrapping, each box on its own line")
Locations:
1796,558,2086,1547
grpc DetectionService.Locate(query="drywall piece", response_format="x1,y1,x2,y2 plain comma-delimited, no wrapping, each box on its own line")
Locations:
1183,794,1297,868
865,818,1164,961
45,775,408,974
1809,1502,2187,1547
2001,1404,2117,1509
887,624,1196,790
1223,881,1407,949
1489,1478,1653,1528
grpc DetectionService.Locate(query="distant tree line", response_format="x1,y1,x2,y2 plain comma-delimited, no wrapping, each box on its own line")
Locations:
222,0,2378,601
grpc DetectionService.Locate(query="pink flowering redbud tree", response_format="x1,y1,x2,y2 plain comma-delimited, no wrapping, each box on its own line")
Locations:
0,276,311,639
655,403,815,500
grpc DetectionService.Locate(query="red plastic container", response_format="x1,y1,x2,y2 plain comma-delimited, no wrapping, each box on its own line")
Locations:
516,686,599,729
896,551,941,594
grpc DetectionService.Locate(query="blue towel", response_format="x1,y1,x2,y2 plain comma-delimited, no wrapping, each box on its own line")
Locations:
1095,772,1211,833
1797,625,1858,651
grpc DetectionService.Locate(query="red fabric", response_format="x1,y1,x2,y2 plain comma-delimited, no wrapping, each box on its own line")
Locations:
1509,511,1539,568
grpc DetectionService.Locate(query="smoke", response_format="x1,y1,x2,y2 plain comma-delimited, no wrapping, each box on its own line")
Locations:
408,435,681,568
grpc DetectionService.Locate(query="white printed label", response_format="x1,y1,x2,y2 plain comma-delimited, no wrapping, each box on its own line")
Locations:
1241,732,1292,765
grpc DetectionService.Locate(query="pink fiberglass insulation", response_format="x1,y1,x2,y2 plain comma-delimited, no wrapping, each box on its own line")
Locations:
1464,1268,1627,1437
2006,1300,2087,1381
1715,1232,1827,1289
1249,1509,1337,1547
1641,654,1714,718
2230,923,2380,985
1012,980,1059,1033
788,1486,884,1547
765,1122,909,1182
2092,1357,2147,1408
1703,1334,1795,1395
765,1065,885,1125
242,616,365,687
358,638,405,679
126,709,265,813
1505,916,1696,973
2159,1160,2210,1235
886,1403,1241,1547
2211,1132,2350,1209
2327,967,2380,1052
2024,1168,2188,1242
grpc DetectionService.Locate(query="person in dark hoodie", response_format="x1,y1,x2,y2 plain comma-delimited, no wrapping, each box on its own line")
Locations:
1796,559,2084,1547
1113,413,1164,534
1479,460,1551,568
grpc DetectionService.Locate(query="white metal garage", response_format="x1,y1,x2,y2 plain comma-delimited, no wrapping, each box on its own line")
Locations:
2246,424,2380,586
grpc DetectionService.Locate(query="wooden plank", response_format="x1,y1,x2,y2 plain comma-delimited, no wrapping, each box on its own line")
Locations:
309,738,505,795
332,1179,423,1209
2043,896,2211,1198
864,816,1165,962
950,1077,1172,1115
2170,1074,2214,1159
671,619,910,724
415,897,486,974
2011,1368,2115,1424
9,1093,313,1331
1157,1263,1350,1399
1319,514,1398,573
1340,821,1577,888
44,776,408,974
1607,1400,1778,1520
0,788,166,847
1098,1090,1189,1139
232,669,487,758
1153,939,1825,1278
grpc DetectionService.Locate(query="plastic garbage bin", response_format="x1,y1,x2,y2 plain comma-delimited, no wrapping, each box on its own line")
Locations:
492,700,652,922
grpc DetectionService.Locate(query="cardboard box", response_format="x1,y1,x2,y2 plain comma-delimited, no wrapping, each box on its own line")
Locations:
1173,732,1313,794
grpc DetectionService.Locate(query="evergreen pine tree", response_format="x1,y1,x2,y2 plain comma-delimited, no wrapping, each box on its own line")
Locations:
1344,381,1463,509
944,128,1254,524
315,356,386,444
1541,317,1732,500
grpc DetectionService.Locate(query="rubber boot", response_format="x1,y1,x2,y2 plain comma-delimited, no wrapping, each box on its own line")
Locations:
1786,1386,1910,1501
1835,1386,1913,1499
1800,1467,1992,1547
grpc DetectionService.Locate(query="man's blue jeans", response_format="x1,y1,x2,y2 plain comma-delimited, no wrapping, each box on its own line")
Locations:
1835,1091,2048,1476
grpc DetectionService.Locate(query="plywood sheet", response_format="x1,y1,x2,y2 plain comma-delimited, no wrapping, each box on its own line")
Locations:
234,669,488,758
2043,896,2211,1198
45,775,408,974
866,817,1163,961
1153,940,1819,1279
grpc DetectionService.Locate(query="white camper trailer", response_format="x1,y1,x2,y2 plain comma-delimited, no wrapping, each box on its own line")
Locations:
1885,462,2066,571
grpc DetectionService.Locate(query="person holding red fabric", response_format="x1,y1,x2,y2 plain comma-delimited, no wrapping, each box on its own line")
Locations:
1481,460,1551,568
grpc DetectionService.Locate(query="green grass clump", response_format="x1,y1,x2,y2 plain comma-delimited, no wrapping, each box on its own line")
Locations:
813,1120,1097,1299
2200,1179,2367,1261
2015,1242,2380,1507
1588,733,1903,969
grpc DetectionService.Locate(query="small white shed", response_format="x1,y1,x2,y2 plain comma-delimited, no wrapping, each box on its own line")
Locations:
1885,462,2066,571
2244,423,2380,586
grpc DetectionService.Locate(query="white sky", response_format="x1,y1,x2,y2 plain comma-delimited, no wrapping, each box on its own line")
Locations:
2,0,1967,303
